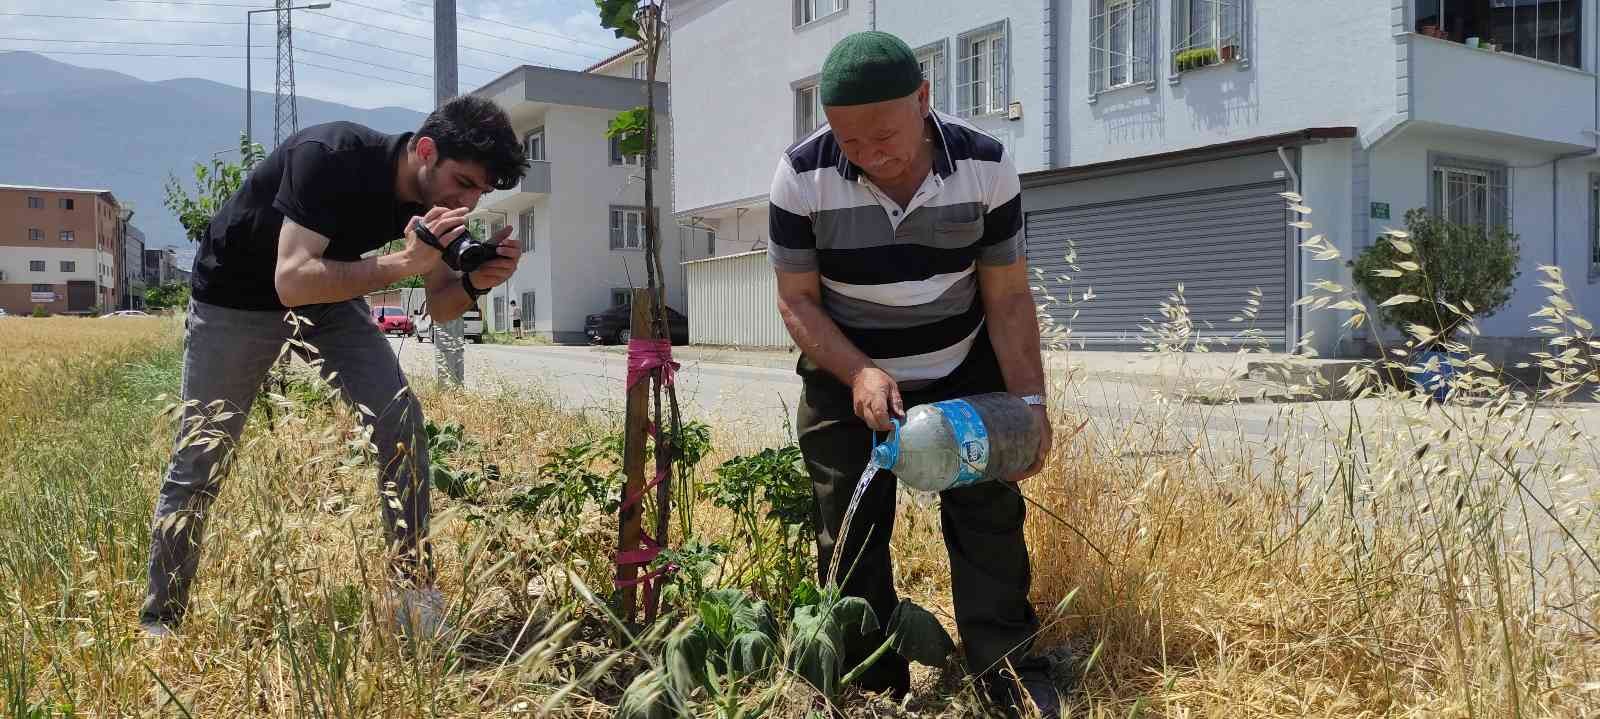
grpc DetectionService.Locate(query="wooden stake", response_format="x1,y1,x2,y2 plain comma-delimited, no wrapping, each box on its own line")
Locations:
613,288,656,623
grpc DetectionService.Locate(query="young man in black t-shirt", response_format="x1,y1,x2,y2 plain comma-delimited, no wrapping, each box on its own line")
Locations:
141,96,527,638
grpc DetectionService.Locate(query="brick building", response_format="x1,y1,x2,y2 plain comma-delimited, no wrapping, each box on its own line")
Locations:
0,183,126,316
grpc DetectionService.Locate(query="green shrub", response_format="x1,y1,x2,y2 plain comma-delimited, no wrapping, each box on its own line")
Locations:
1352,208,1520,346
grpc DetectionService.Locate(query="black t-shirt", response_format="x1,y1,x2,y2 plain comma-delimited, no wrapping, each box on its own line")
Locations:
191,121,426,310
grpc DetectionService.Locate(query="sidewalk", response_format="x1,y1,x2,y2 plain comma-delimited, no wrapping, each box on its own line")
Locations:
597,343,1364,402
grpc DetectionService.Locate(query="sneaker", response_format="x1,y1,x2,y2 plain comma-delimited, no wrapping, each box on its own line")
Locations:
986,668,1062,719
388,587,448,642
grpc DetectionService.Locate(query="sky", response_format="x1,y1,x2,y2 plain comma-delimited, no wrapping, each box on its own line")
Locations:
1,0,638,112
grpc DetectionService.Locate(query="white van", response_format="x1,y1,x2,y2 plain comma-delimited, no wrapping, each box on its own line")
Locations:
413,307,484,344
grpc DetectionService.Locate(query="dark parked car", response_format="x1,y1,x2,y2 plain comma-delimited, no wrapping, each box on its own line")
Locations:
585,304,688,345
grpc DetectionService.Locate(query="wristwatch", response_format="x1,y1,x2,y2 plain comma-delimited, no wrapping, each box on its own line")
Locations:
1019,394,1047,408
461,272,490,300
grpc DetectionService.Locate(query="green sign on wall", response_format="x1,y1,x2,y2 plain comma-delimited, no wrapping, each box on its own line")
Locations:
1370,202,1391,220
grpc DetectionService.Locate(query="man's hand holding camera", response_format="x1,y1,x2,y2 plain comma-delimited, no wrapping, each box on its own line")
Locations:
403,206,521,292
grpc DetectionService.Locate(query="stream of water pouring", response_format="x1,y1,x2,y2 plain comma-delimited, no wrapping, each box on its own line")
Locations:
826,459,881,588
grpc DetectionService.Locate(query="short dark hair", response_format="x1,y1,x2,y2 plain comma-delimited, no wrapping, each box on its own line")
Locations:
413,95,527,190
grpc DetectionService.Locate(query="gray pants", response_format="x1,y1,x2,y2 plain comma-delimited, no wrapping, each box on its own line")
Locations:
141,298,432,627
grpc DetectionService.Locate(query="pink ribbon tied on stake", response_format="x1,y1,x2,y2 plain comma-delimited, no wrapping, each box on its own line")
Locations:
614,338,683,592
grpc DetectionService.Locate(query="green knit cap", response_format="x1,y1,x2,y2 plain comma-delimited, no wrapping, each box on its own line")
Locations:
819,31,923,107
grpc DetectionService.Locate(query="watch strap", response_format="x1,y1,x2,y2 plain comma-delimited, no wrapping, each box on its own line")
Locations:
1019,394,1047,407
461,272,489,300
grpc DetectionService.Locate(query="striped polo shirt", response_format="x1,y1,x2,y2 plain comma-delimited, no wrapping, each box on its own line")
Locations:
767,110,1024,386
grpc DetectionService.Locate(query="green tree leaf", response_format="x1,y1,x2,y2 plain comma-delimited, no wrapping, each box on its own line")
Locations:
885,600,955,667
594,0,640,40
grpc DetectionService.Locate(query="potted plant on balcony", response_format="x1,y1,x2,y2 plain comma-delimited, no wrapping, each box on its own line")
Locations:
1353,209,1521,401
1175,47,1219,72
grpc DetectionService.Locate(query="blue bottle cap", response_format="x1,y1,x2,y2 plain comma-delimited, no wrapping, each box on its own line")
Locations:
870,419,902,470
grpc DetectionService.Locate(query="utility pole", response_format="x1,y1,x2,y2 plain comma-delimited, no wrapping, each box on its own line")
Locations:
274,0,300,146
433,0,466,386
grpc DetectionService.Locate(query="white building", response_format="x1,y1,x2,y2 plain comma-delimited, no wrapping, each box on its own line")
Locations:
671,0,1599,360
466,45,718,342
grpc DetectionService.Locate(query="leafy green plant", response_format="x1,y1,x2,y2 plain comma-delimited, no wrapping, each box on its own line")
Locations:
606,107,653,161
652,537,728,609
162,131,265,245
594,0,641,40
706,444,815,611
29,306,47,318
424,420,500,501
1175,47,1219,71
1352,208,1521,346
143,282,190,313
618,585,954,716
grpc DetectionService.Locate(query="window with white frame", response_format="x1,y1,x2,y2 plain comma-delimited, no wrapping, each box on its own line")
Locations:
521,290,535,326
1091,0,1155,95
631,57,646,79
1430,156,1509,230
914,41,948,113
27,196,42,209
60,261,75,273
1414,0,1581,69
59,230,73,243
611,288,633,308
610,207,646,250
1171,0,1248,75
794,0,843,27
609,134,645,166
795,82,823,139
518,208,535,252
27,228,42,242
493,295,507,330
957,22,1009,117
524,128,544,162
29,261,45,272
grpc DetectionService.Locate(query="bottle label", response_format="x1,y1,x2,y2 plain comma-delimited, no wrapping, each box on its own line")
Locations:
932,399,988,489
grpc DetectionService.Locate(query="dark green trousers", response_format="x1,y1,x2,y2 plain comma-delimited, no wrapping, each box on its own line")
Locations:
796,331,1043,691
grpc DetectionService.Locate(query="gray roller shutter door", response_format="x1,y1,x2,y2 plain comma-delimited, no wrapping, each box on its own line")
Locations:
1026,179,1291,349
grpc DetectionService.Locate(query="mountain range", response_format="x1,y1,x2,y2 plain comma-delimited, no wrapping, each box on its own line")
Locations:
0,51,426,268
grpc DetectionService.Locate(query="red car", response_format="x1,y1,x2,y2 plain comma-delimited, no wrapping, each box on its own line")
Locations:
371,305,415,336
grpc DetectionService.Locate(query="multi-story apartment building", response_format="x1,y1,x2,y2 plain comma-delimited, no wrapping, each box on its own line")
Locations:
0,183,125,316
121,217,146,311
143,246,179,288
464,44,720,342
670,0,1598,359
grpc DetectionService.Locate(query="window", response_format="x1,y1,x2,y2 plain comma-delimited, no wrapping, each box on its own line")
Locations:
521,290,536,326
1591,174,1600,278
914,41,949,113
31,284,51,293
1171,0,1248,75
609,134,645,166
27,196,42,209
29,261,45,272
27,228,42,242
518,209,535,252
60,261,75,273
610,207,646,250
611,288,633,308
795,82,823,138
493,295,507,330
1430,155,1509,230
60,231,74,243
631,57,646,79
1091,0,1155,95
1415,0,1581,68
707,230,717,256
524,128,545,162
794,0,844,27
59,198,74,210
957,22,1009,117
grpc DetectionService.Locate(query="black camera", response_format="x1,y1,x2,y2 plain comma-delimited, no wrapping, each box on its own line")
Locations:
410,218,504,274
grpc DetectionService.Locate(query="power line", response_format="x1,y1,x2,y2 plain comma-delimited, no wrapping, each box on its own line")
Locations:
98,0,257,6
335,0,621,54
307,9,607,62
294,28,499,76
0,47,433,93
5,12,595,73
0,36,268,49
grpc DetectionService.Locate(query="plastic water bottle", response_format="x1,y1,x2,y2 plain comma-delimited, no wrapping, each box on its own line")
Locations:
870,392,1041,493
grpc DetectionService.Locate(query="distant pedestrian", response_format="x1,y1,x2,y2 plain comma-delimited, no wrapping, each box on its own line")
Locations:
511,298,524,338
140,96,528,640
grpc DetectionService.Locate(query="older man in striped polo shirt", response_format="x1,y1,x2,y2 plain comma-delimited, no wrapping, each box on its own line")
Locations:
769,31,1059,718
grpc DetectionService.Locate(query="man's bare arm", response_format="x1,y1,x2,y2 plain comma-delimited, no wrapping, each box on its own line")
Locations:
776,269,902,430
273,218,432,307
976,260,1046,397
